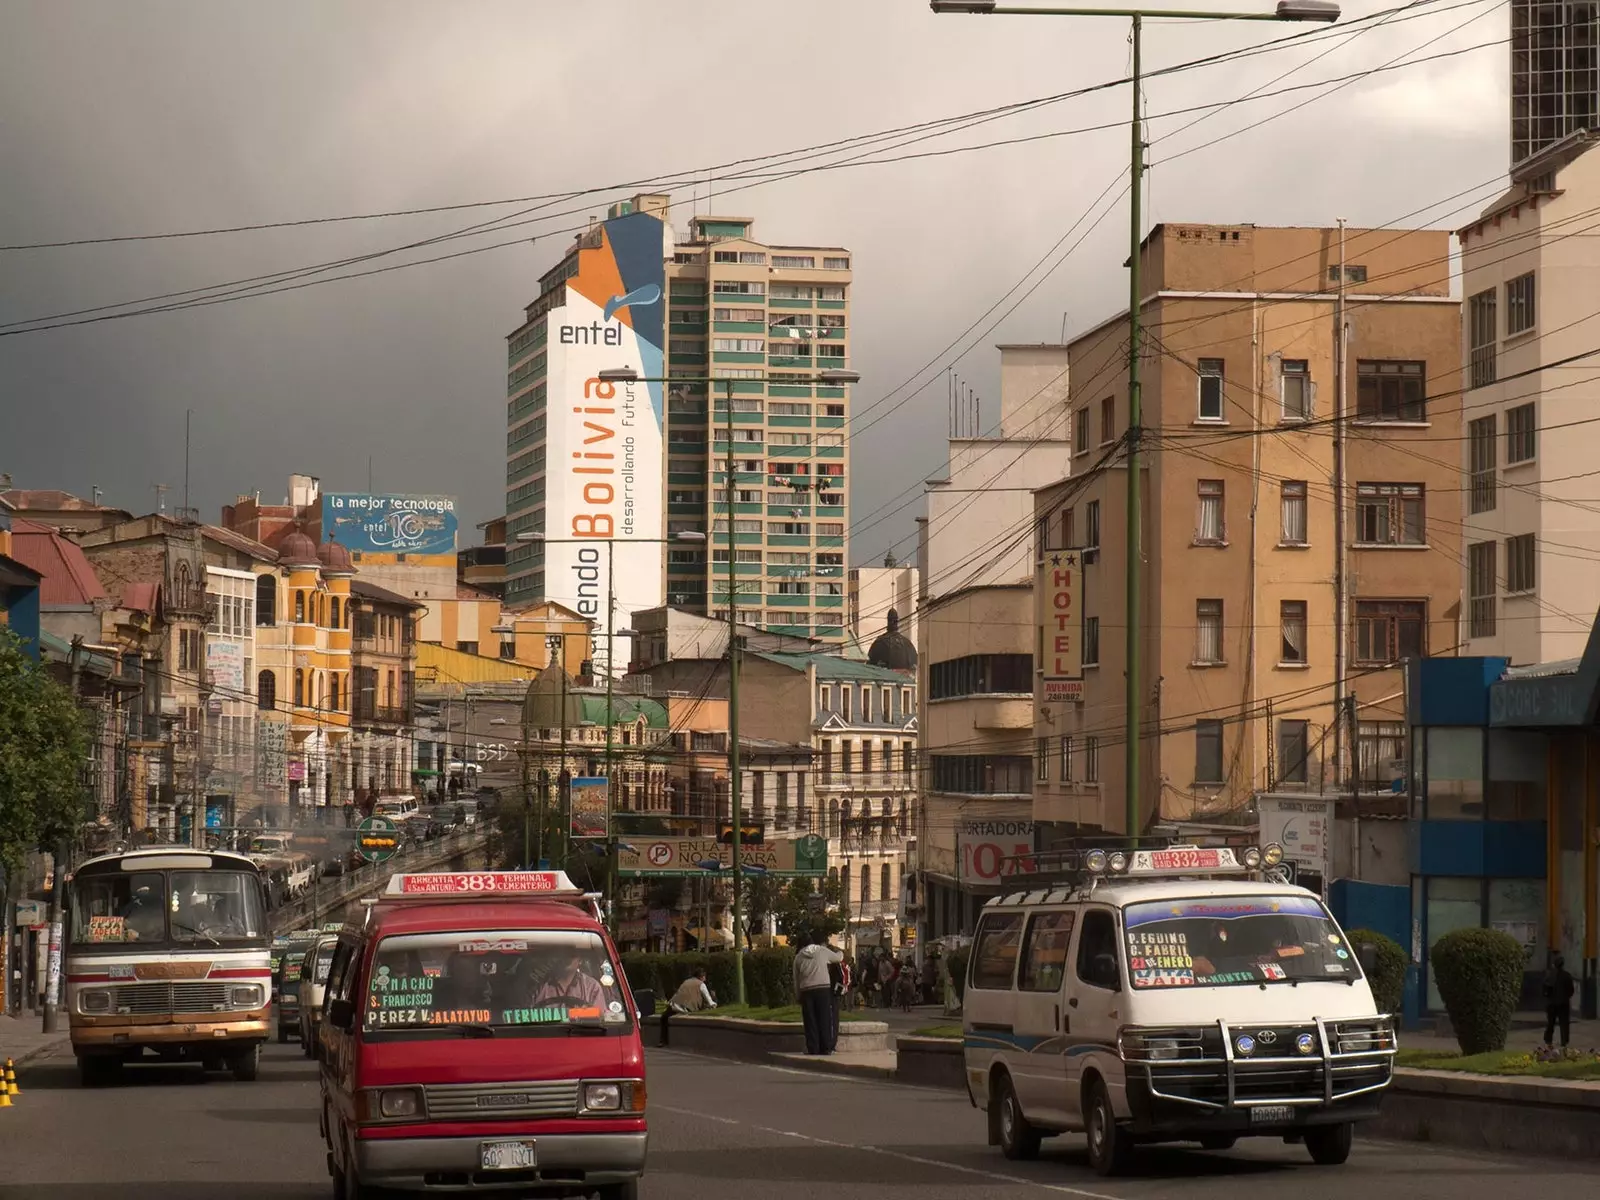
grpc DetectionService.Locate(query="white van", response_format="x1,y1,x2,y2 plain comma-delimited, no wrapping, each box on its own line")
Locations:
297,934,339,1061
962,844,1395,1176
371,795,420,822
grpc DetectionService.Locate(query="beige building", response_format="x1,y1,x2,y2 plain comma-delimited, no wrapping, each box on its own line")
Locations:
1034,223,1462,838
849,557,918,653
1458,136,1600,665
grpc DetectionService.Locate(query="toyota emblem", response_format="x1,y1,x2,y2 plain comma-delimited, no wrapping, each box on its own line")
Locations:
1256,1030,1278,1044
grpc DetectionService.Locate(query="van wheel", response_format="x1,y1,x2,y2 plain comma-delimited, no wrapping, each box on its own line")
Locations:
335,1135,377,1200
1199,1135,1237,1151
994,1075,1042,1161
230,1045,260,1082
1085,1079,1134,1177
1304,1122,1353,1165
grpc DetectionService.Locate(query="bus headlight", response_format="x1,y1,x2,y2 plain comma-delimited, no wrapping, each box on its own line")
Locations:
378,1088,423,1119
230,985,265,1009
79,990,112,1014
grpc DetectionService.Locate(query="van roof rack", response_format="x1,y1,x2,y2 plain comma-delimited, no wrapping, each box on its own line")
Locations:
992,842,1289,899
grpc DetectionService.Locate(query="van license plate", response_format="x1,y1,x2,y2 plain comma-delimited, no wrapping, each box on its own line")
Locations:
480,1140,536,1170
1250,1106,1293,1124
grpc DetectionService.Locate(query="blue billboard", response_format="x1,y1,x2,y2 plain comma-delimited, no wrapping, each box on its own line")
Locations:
321,493,458,557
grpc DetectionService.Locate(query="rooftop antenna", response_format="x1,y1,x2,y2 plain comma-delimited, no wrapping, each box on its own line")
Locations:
368,455,374,494
153,483,170,513
947,369,954,437
182,408,192,515
92,486,102,506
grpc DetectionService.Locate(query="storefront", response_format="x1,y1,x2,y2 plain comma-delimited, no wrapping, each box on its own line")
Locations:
1410,650,1599,1019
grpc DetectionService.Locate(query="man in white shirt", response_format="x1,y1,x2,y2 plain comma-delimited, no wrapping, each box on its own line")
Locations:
660,967,716,1047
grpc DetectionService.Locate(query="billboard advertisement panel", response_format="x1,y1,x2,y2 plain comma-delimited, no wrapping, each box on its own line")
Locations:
957,817,1036,886
616,834,828,877
569,776,610,839
543,211,667,676
1256,795,1332,894
1040,550,1083,703
321,493,458,558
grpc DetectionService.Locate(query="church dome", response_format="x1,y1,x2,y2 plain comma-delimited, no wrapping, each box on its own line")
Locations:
317,536,353,572
867,609,917,672
278,529,319,566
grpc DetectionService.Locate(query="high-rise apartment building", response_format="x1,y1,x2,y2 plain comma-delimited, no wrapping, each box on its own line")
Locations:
1511,1,1599,168
504,195,855,650
664,215,853,644
1033,224,1462,838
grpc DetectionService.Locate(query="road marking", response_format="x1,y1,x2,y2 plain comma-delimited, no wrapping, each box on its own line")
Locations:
655,1103,1121,1199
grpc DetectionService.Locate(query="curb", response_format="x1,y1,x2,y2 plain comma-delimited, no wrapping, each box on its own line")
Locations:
6,1035,69,1069
769,1052,897,1082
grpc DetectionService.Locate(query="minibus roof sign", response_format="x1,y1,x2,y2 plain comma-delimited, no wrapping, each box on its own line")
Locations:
383,870,582,898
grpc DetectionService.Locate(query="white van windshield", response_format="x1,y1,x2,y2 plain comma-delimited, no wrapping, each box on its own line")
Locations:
1123,894,1356,988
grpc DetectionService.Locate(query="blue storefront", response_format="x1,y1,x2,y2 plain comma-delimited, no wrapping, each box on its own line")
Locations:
1409,647,1599,1020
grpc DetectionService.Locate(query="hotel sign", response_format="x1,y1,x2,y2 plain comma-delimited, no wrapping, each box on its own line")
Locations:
1041,550,1084,703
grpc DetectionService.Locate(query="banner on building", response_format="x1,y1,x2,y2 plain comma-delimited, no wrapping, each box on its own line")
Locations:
321,493,458,557
205,641,245,693
1040,550,1084,703
957,817,1036,886
617,834,828,877
256,718,288,792
541,210,668,675
1256,795,1332,893
569,776,609,839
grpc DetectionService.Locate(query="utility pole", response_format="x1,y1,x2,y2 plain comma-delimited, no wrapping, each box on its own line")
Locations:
1332,218,1349,789
44,640,89,1033
1122,12,1146,843
724,377,746,1004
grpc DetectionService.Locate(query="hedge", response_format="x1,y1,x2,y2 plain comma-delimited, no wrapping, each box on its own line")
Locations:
1430,926,1525,1054
619,948,798,1011
1345,927,1407,1017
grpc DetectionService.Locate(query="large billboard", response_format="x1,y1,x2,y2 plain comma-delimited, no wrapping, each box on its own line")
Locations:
543,211,668,675
616,834,828,878
957,817,1036,886
321,493,458,558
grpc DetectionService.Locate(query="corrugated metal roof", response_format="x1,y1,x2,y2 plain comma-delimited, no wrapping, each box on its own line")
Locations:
1502,657,1581,680
753,651,911,682
7,518,107,606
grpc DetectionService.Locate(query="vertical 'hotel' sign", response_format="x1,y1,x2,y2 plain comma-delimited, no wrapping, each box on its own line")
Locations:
1042,550,1083,702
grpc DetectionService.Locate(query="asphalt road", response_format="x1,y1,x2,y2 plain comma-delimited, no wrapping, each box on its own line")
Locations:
0,1040,1593,1199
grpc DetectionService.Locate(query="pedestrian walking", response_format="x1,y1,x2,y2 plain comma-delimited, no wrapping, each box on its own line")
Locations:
659,967,715,1048
793,935,842,1055
895,961,917,1012
830,953,851,1045
1544,953,1576,1048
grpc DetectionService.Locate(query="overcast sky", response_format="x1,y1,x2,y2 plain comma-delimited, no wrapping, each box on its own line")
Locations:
1,0,1505,564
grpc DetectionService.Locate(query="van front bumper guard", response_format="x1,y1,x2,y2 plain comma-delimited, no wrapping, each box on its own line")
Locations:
1121,1016,1396,1112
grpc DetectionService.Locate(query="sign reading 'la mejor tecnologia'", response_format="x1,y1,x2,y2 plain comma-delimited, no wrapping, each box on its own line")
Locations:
321,493,459,557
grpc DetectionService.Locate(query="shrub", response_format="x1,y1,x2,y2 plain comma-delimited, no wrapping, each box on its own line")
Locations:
948,947,970,1003
1345,928,1407,1017
1430,927,1526,1054
619,951,660,998
747,947,796,1007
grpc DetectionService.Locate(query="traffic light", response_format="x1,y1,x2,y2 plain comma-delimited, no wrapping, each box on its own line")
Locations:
718,821,764,846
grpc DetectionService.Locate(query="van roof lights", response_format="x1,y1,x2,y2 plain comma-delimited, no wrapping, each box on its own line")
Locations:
1241,846,1263,868
1262,842,1285,867
1107,851,1129,873
381,870,581,899
1084,849,1109,874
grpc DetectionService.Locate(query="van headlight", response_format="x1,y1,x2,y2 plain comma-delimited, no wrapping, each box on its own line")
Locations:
79,990,112,1014
581,1080,645,1114
230,985,265,1009
377,1088,424,1119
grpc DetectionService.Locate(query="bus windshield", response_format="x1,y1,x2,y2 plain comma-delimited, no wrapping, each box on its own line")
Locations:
69,870,267,947
1122,894,1357,988
363,930,629,1037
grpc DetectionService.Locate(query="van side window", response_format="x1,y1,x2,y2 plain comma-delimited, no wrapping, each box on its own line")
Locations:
1019,910,1076,992
969,912,1025,991
326,942,356,1002
1075,909,1122,991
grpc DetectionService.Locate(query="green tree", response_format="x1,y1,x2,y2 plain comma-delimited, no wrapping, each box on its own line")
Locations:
773,876,845,945
0,629,90,874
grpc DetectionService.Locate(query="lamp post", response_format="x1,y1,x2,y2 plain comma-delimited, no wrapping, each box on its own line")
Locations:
516,529,707,931
597,366,860,1002
931,0,1338,838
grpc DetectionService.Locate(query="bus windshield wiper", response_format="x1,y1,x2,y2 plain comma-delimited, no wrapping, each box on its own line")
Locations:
171,922,220,946
564,1023,609,1036
441,1022,497,1038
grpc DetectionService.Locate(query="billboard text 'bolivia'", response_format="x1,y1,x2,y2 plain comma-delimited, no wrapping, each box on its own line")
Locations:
544,212,668,675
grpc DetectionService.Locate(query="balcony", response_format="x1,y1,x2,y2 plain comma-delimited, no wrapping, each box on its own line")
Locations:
817,770,914,791
354,703,412,727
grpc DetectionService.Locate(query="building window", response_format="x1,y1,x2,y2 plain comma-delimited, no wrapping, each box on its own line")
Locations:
771,254,812,268
1469,415,1497,514
1084,736,1099,784
1197,358,1225,421
1277,719,1310,785
1469,289,1497,388
823,256,850,270
1506,271,1535,336
1280,481,1308,545
1357,721,1407,789
1469,541,1497,638
294,590,306,623
1100,395,1116,444
1084,616,1099,666
257,670,276,711
329,675,341,712
1506,402,1536,464
1195,719,1224,784
1355,483,1425,545
1195,599,1224,664
329,597,341,630
1280,600,1307,665
860,865,871,906
255,574,276,626
1074,407,1090,454
1085,501,1101,564
928,655,1034,699
1036,739,1049,781
1060,735,1073,782
293,669,305,708
1196,479,1225,543
1354,599,1426,666
1506,533,1536,593
1281,359,1310,420
1356,360,1425,423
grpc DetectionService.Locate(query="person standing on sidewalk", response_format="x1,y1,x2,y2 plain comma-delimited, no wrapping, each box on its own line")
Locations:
793,935,842,1055
659,967,715,1048
1544,953,1576,1048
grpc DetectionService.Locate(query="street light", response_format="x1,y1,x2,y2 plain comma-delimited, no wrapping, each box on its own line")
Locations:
932,0,1336,841
593,366,859,1001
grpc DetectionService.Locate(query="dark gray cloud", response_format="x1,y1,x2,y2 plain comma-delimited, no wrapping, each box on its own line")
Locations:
2,1,1504,561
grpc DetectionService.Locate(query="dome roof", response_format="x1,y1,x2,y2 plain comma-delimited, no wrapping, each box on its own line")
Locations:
278,529,319,566
317,536,353,572
867,609,917,672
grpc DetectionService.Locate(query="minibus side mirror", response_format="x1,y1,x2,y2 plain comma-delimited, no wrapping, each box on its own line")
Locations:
327,998,355,1031
1356,943,1379,976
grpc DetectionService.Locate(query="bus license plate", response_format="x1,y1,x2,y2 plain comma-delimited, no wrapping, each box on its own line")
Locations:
1250,1106,1293,1124
480,1140,536,1171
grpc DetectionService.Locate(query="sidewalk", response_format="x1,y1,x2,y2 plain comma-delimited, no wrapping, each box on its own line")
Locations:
0,1014,70,1068
1402,1014,1600,1055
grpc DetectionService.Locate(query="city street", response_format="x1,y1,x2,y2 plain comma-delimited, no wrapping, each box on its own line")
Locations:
0,1040,1594,1199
